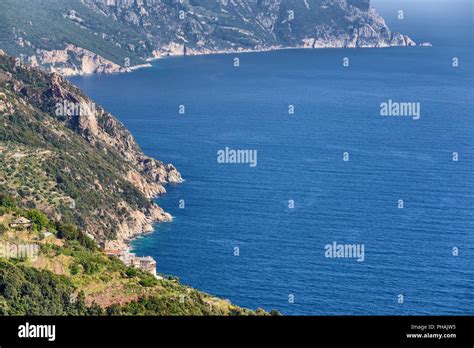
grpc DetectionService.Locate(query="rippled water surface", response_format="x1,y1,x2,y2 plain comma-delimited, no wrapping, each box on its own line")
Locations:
70,1,474,314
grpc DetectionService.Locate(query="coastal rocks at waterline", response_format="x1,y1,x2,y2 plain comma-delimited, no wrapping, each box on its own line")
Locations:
106,202,173,250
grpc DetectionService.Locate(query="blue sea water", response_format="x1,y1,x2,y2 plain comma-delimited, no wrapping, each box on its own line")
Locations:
70,1,474,315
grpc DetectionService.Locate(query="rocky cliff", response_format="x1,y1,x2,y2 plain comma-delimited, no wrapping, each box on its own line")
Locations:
0,0,415,76
0,50,181,247
35,45,132,76
91,0,415,57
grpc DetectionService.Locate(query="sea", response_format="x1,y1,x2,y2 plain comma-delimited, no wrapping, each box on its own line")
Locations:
70,0,474,315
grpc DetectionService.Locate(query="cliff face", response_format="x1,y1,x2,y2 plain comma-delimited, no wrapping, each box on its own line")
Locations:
87,0,416,56
0,0,415,76
35,45,132,76
0,50,181,247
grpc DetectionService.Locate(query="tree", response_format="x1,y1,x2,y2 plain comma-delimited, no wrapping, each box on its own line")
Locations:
26,209,49,231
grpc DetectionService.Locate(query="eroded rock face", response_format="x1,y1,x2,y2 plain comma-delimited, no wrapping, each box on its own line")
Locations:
36,45,130,76
46,72,183,191
105,202,172,250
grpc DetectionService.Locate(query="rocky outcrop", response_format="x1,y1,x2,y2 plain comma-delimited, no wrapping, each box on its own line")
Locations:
105,202,172,250
35,44,130,76
46,72,182,184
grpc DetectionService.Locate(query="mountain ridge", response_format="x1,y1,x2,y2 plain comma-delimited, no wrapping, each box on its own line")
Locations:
0,0,416,76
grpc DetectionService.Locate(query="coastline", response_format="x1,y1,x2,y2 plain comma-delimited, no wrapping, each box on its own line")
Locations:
146,42,421,62
62,40,424,77
105,182,179,277
97,40,428,274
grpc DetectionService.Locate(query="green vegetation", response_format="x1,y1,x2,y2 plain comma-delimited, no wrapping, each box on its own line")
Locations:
0,191,270,315
56,223,96,251
0,0,145,66
0,53,152,241
25,209,49,231
0,52,276,316
0,213,264,315
0,260,95,315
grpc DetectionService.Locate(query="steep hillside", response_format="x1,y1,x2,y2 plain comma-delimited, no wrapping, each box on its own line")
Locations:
0,0,416,75
0,49,272,315
0,196,267,315
0,50,273,315
0,49,181,248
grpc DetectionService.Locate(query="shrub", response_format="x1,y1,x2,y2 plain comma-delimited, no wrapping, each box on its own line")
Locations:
0,193,16,209
139,275,158,287
69,262,80,275
0,223,8,234
125,267,138,278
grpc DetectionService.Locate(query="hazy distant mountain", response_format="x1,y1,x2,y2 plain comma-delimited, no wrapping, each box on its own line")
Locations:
0,0,415,75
